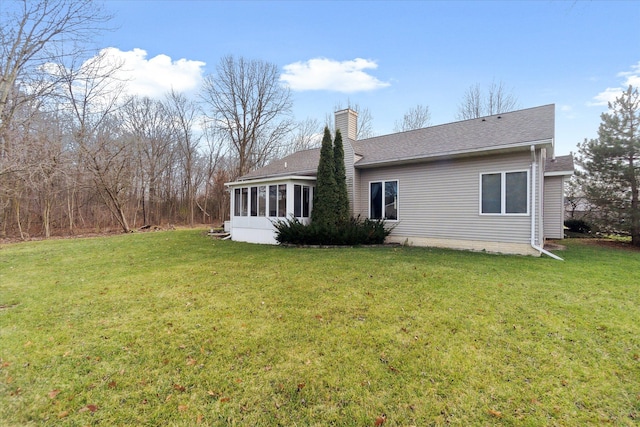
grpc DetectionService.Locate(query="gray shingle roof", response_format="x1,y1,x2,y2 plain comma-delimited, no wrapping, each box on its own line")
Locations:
239,148,320,180
545,154,574,174
238,104,556,181
353,104,555,167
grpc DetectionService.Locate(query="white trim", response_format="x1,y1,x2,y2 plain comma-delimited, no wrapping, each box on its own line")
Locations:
479,169,530,216
544,170,574,177
356,139,554,169
226,175,316,187
292,183,313,219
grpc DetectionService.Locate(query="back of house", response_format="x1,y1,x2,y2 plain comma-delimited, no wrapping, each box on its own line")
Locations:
226,105,574,256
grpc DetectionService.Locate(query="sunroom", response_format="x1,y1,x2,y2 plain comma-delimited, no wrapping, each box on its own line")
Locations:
226,176,315,244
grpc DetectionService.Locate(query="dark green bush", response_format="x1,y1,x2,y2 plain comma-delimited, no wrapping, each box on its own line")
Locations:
564,218,591,234
273,216,393,245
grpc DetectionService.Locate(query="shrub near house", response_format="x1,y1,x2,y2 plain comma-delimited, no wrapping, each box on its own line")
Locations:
275,127,391,245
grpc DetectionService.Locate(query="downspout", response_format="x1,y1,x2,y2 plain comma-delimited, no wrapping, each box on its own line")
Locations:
530,145,564,261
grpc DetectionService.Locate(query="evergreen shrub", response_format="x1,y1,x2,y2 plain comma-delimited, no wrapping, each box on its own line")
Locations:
564,218,591,234
273,216,392,246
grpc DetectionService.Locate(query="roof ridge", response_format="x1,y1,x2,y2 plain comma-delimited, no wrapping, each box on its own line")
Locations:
358,104,555,142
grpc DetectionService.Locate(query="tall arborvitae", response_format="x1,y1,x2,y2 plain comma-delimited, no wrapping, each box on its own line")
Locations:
333,129,349,224
312,127,338,227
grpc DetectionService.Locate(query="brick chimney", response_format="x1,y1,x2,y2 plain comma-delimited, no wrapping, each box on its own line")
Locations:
334,109,358,141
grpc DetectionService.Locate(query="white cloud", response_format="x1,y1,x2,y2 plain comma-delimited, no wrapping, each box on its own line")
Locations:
589,87,623,107
590,61,640,106
560,104,577,119
101,47,206,99
280,57,390,93
618,61,640,88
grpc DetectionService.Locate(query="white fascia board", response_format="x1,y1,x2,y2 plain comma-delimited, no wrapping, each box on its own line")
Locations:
225,175,316,187
544,170,574,177
355,139,554,169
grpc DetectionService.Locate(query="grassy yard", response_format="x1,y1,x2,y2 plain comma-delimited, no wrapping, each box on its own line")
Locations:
1,230,639,426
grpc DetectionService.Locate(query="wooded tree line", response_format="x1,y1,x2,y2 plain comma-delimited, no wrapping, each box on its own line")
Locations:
0,0,519,240
0,1,303,239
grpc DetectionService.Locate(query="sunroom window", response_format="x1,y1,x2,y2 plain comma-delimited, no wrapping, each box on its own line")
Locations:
294,185,312,218
269,185,277,217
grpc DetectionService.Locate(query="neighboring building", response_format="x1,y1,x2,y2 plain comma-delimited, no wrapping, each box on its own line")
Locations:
226,105,574,256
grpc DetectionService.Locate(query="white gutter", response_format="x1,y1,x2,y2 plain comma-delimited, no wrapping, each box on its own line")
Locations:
356,138,554,169
530,145,564,261
225,175,316,187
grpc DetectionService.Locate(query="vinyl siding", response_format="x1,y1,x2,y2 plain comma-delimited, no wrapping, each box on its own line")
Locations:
343,138,357,216
356,151,539,246
544,175,565,239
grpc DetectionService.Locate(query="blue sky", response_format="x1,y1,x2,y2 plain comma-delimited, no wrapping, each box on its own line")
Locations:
97,0,640,156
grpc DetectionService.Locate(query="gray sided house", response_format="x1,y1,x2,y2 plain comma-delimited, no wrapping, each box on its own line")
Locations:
226,105,574,256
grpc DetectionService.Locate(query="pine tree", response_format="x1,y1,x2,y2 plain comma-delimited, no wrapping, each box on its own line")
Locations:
333,129,350,224
312,127,338,227
578,85,640,245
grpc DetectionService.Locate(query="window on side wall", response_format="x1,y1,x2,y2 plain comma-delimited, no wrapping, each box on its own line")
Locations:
480,171,528,215
370,180,398,220
294,185,312,218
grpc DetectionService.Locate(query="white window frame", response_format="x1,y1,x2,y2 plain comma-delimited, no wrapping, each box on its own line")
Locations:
369,179,399,221
479,170,529,216
293,184,312,218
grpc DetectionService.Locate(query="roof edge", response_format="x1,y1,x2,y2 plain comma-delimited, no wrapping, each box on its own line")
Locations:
355,138,554,169
226,175,317,187
544,170,574,177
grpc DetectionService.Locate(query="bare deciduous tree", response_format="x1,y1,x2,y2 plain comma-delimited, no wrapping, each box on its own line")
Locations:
200,120,226,223
0,0,110,237
201,55,293,178
286,117,323,154
164,90,202,227
121,96,176,225
57,50,132,232
0,0,110,158
456,80,518,120
393,104,432,132
26,109,68,238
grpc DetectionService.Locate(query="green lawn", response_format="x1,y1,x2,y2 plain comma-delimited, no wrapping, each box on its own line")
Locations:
1,230,639,426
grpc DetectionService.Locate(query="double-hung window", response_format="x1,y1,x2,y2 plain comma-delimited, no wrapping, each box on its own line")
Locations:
370,180,398,220
480,171,528,215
